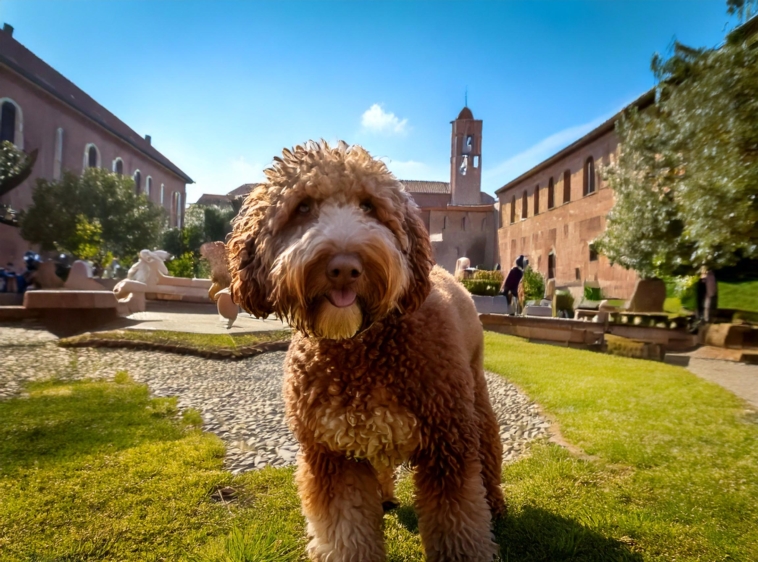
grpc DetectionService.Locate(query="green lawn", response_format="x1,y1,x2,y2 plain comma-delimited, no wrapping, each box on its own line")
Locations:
2,336,757,560
719,279,758,312
484,332,758,561
59,328,291,352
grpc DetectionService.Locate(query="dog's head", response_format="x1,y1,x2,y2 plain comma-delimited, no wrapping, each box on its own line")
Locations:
227,141,434,340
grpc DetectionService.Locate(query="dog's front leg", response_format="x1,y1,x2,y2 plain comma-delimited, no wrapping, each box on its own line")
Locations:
296,444,385,562
413,427,499,562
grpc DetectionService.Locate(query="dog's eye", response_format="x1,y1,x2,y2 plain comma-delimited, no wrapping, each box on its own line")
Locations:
298,202,310,214
359,201,373,213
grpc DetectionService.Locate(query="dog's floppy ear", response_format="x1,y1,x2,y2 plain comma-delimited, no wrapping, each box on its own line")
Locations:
227,187,275,318
398,200,434,315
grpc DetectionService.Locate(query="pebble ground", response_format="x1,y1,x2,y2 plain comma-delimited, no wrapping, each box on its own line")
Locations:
1,324,550,473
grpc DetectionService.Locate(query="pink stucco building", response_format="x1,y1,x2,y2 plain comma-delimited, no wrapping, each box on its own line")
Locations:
0,24,193,266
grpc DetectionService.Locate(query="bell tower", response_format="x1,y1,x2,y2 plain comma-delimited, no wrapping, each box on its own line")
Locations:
450,106,483,206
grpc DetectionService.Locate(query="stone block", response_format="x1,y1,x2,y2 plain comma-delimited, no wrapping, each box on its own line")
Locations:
24,290,118,309
626,278,666,313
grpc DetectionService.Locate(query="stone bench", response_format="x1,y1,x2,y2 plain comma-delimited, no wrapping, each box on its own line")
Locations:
23,290,122,336
24,290,119,309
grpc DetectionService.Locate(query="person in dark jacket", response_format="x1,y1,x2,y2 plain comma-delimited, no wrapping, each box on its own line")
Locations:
500,255,526,314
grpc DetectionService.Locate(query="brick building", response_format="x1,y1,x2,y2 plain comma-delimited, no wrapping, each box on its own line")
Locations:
403,107,498,273
495,92,654,299
0,24,193,266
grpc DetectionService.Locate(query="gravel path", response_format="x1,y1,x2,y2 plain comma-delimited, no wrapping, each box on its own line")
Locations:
1,325,550,473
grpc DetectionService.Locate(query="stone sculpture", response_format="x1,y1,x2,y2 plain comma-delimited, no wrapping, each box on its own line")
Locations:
63,260,104,291
200,242,231,301
454,257,471,280
200,242,239,329
215,287,238,329
113,249,213,313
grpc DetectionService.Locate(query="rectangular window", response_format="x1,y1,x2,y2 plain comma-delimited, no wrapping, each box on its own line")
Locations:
53,128,63,180
473,155,479,168
589,243,598,262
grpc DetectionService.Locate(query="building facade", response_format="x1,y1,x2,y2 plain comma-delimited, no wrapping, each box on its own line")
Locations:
495,93,654,299
404,107,498,273
0,24,193,266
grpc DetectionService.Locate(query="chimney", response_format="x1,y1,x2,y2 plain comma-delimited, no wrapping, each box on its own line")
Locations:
3,24,14,37
145,134,151,145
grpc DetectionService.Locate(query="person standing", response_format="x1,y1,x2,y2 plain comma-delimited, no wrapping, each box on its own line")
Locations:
704,268,718,323
500,255,526,315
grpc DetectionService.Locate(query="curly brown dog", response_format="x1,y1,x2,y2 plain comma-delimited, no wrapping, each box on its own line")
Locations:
228,141,504,562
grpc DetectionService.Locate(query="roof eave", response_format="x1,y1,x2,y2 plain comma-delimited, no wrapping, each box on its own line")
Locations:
495,89,655,195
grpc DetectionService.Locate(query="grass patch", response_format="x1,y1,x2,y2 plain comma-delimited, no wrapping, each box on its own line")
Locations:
484,332,758,561
59,329,292,358
75,329,291,350
0,376,306,561
719,279,758,313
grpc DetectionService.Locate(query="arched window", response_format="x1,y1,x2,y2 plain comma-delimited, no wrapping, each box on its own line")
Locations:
547,177,555,209
145,176,152,197
83,143,100,170
133,170,142,193
442,216,448,230
112,158,124,175
584,157,595,195
510,195,516,224
563,169,571,203
481,217,487,232
0,99,23,148
521,191,528,219
160,184,165,205
533,184,540,215
88,146,98,168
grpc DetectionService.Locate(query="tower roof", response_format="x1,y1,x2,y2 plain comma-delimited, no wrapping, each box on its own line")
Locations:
456,106,474,120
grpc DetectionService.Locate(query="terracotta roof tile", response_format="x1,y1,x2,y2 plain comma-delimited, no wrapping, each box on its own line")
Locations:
227,182,263,197
399,180,450,194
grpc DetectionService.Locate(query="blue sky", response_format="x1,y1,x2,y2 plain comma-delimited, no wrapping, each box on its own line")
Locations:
1,0,742,203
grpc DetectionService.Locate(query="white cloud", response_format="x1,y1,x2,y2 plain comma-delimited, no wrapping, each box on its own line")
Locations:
186,155,266,204
380,158,448,181
361,104,409,135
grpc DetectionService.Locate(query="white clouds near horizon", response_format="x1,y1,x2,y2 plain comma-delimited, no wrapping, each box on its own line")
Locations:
381,158,447,181
361,104,409,135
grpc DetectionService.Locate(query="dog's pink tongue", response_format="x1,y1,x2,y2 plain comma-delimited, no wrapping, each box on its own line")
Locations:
330,288,357,308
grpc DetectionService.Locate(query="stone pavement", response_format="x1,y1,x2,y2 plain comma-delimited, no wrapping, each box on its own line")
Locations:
0,325,551,474
124,301,289,335
686,357,758,410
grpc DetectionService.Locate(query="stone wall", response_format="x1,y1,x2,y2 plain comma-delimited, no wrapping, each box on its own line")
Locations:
429,208,496,272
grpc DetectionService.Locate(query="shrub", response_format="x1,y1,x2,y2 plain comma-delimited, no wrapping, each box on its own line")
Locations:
165,252,199,278
522,266,545,301
663,275,699,311
461,279,501,296
472,270,504,283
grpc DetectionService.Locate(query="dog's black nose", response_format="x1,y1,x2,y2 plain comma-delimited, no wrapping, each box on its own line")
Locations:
326,253,363,284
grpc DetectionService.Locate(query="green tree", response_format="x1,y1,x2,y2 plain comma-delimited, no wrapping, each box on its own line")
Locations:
596,24,758,278
0,141,38,227
160,204,235,277
19,169,164,264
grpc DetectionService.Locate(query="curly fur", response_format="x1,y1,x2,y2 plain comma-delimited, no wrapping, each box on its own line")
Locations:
227,141,504,562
